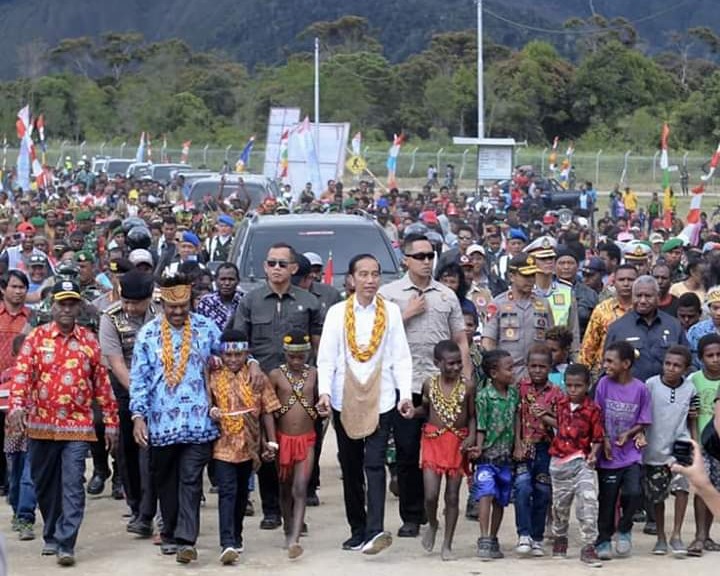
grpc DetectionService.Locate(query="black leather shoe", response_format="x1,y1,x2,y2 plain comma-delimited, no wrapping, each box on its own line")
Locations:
127,518,153,538
306,493,320,507
86,473,107,496
260,515,282,530
111,477,124,500
397,522,419,537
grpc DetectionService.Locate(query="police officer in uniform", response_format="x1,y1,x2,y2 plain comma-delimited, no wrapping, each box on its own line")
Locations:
98,269,158,536
622,241,652,276
482,253,554,380
524,235,580,357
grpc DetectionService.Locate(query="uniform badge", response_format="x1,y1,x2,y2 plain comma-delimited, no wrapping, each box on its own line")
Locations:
505,328,515,339
486,303,498,320
553,293,565,306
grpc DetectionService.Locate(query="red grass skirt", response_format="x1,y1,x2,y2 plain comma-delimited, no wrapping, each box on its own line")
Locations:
420,423,469,478
277,430,316,481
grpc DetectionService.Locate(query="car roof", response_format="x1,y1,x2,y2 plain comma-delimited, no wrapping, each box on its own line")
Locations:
192,174,271,183
247,213,378,228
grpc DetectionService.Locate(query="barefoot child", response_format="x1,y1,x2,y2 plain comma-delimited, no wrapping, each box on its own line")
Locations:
269,330,318,559
540,363,604,567
594,341,652,560
417,340,477,561
473,349,518,561
643,345,697,557
209,329,280,566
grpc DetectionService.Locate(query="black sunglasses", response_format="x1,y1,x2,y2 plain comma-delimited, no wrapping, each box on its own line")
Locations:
266,259,290,268
405,252,435,261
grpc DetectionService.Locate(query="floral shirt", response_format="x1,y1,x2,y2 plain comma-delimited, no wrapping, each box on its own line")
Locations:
475,383,519,462
518,379,564,448
549,396,604,459
579,297,631,375
130,313,221,447
209,367,281,465
196,291,243,332
10,322,117,442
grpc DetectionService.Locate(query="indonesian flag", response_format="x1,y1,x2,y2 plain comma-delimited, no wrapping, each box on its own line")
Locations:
702,142,720,181
181,140,191,164
323,251,334,285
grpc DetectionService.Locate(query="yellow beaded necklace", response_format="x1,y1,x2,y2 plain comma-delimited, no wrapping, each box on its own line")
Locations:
344,294,386,362
160,316,192,388
214,366,255,434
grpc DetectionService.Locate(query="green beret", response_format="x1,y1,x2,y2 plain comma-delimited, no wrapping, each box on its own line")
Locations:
29,216,46,227
112,226,124,237
75,211,93,222
74,250,94,263
342,197,357,209
661,237,684,253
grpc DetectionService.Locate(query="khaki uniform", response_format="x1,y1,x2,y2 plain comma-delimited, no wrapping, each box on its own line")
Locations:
379,275,465,394
483,291,554,380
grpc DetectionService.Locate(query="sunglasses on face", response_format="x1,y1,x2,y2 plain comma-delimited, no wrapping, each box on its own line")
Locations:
405,252,435,261
266,259,290,268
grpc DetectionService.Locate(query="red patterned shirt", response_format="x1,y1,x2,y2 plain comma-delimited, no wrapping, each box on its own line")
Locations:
549,396,605,459
10,322,118,441
518,379,564,447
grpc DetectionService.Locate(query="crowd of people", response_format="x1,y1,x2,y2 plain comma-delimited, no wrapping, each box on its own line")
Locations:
2,162,720,569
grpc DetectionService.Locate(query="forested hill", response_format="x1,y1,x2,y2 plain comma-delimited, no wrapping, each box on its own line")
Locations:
0,0,717,78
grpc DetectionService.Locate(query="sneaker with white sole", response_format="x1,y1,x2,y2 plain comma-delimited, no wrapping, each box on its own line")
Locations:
516,535,532,556
531,539,545,557
220,547,239,565
615,532,632,557
596,541,612,560
361,531,392,555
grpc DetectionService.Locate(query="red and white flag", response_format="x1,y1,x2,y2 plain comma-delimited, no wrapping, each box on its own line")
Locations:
181,140,191,164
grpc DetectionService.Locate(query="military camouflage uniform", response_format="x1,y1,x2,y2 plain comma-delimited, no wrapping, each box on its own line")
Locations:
549,457,598,545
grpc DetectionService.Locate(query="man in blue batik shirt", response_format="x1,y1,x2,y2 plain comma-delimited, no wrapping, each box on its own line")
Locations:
130,274,221,564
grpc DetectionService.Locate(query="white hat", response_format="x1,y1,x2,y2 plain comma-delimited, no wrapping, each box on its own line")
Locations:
129,249,154,267
466,244,486,257
304,252,323,267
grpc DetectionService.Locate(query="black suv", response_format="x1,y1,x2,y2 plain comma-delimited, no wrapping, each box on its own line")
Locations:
228,213,402,292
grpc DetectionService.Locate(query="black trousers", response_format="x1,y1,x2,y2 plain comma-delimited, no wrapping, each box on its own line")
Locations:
258,460,280,518
138,445,157,522
90,403,111,478
151,443,211,545
334,409,392,541
596,463,642,545
115,393,142,515
307,416,328,496
215,459,253,549
391,392,425,524
0,412,6,490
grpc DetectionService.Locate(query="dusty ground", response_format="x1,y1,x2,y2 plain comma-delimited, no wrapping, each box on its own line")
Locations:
3,431,718,576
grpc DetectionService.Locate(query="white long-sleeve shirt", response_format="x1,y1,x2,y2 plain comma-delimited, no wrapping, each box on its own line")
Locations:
317,296,412,413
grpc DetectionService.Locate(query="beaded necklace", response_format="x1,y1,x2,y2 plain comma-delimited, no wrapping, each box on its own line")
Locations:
429,374,465,428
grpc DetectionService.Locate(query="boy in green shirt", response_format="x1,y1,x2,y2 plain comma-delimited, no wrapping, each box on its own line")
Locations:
473,349,519,561
688,333,720,556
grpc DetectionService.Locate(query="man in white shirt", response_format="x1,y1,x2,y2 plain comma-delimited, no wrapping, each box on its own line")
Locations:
317,253,413,556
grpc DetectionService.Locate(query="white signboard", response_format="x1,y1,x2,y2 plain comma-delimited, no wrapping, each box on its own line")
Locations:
263,107,301,179
478,145,513,181
287,122,350,198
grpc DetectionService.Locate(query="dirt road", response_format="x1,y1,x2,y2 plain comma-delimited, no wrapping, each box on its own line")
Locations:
3,431,717,575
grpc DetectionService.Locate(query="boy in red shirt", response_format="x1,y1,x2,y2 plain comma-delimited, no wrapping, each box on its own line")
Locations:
540,363,604,566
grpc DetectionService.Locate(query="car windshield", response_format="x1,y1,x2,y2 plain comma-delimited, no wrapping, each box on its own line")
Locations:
105,160,132,175
190,181,267,207
153,165,186,182
239,226,398,279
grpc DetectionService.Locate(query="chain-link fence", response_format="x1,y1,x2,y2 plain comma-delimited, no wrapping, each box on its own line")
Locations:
3,141,717,194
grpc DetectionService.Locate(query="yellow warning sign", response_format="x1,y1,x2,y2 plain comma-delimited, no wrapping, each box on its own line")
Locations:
346,155,367,175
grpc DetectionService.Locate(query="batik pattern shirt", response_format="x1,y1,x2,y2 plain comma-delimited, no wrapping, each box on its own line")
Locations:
196,291,242,331
11,322,117,441
130,313,221,447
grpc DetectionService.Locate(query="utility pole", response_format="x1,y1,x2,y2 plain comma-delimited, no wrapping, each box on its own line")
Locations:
477,0,484,139
314,37,320,151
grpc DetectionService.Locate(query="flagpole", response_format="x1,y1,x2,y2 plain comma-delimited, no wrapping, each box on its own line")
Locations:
477,0,484,140
314,37,320,154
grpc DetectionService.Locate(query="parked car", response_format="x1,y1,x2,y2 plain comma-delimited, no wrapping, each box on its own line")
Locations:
227,213,401,292
187,174,279,208
147,163,191,183
103,158,134,177
536,178,582,209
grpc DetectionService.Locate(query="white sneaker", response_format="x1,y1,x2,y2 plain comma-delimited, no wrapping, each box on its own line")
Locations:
516,535,532,556
531,539,545,557
220,547,239,565
361,531,393,555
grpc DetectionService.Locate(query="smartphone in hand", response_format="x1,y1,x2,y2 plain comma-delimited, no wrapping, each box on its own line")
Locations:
672,440,693,466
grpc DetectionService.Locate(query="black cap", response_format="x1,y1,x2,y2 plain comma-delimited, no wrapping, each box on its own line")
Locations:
119,269,155,301
52,280,82,301
108,258,135,274
555,245,578,262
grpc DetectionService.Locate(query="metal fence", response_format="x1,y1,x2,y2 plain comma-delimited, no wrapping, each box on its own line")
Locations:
3,141,716,193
